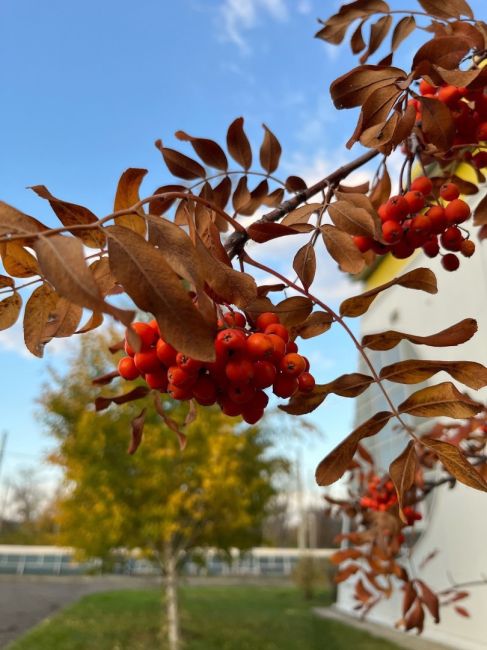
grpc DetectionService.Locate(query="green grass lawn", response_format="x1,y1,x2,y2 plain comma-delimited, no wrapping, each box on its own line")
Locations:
8,585,402,650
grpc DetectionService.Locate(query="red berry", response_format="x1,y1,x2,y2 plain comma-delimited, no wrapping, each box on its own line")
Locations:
426,206,447,234
473,151,487,169
477,121,487,140
168,384,193,401
378,204,389,223
371,240,390,255
422,236,440,258
391,240,415,259
192,376,217,405
145,369,168,391
253,390,269,411
298,372,315,392
241,406,264,425
148,319,160,336
156,339,177,367
256,312,279,331
438,85,461,106
227,383,255,405
383,196,410,222
118,356,140,380
253,360,277,389
267,334,286,362
220,397,242,417
225,358,254,383
441,253,460,271
134,349,161,374
460,239,475,257
215,329,246,357
440,183,460,201
124,340,135,357
419,79,436,96
382,220,403,244
409,214,431,235
167,366,195,388
223,311,246,328
445,199,470,224
265,323,289,342
246,333,274,360
286,341,298,354
176,353,203,375
273,374,298,398
129,322,157,350
353,235,373,252
280,353,307,377
404,191,425,213
410,176,433,195
441,226,463,251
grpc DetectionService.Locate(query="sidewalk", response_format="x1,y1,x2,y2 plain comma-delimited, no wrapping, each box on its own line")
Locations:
313,606,452,650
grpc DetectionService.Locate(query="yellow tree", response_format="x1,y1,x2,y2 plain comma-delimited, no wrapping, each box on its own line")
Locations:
41,334,287,650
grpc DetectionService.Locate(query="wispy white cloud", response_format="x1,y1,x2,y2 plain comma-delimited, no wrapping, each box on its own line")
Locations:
218,0,288,53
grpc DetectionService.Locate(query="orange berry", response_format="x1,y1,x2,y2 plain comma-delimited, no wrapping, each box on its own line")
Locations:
225,358,254,383
227,383,255,405
438,85,462,106
440,183,460,201
445,199,470,224
410,175,433,195
134,349,161,374
145,369,168,391
118,357,140,380
353,235,373,252
156,339,177,367
267,334,286,362
273,374,298,398
426,206,447,234
460,239,475,257
167,366,195,388
129,322,157,349
265,323,289,342
298,372,315,392
382,220,403,244
223,311,246,328
176,352,203,375
404,190,425,213
280,353,307,377
253,360,277,389
168,384,193,401
419,79,436,96
383,196,410,222
215,329,246,358
192,376,217,405
246,333,273,360
256,312,279,331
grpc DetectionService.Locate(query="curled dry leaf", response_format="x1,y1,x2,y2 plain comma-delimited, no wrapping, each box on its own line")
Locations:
398,382,482,419
42,298,83,339
340,268,437,317
113,168,148,237
321,224,365,274
285,176,307,193
92,370,120,386
76,311,103,335
281,203,321,226
315,1,391,46
292,311,333,340
95,386,150,412
380,359,487,390
0,275,14,289
34,235,133,326
389,441,417,523
391,16,416,51
417,0,473,20
154,393,187,451
473,193,487,226
0,293,22,331
247,222,302,243
359,15,393,64
259,124,282,174
330,548,363,565
421,437,487,491
419,97,455,152
2,244,39,278
226,117,252,170
29,185,105,249
148,184,186,216
281,373,374,415
23,284,58,357
403,582,417,617
128,408,146,455
330,65,406,110
416,580,440,624
293,243,316,291
335,564,360,583
107,226,216,361
362,318,478,351
369,165,391,208
155,140,206,180
274,296,313,328
175,131,228,171
328,201,379,238
0,201,48,244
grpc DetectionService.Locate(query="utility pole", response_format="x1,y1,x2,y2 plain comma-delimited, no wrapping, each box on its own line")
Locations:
0,431,8,531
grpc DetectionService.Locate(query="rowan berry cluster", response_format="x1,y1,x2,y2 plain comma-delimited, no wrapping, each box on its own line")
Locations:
117,313,315,424
353,176,474,272
360,475,422,527
414,79,487,162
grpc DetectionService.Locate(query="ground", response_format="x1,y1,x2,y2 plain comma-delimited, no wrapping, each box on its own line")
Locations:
7,585,403,650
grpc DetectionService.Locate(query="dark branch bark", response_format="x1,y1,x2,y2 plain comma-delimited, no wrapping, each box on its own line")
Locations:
225,148,379,259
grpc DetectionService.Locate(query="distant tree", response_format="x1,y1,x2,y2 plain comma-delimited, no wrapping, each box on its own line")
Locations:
41,333,288,650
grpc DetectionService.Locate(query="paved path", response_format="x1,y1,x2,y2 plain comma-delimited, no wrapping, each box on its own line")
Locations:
0,575,159,649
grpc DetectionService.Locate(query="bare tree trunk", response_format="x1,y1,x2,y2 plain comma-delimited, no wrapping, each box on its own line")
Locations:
163,546,180,650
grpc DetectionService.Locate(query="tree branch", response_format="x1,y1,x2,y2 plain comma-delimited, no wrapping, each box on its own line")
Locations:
224,148,379,259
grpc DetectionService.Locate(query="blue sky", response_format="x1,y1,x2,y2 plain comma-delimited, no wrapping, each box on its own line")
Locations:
1,0,485,497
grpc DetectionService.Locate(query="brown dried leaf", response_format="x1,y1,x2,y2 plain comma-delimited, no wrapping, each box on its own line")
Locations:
155,140,206,180
389,442,417,522
351,20,366,54
261,188,285,207
360,15,393,64
315,1,390,45
259,124,281,174
293,311,333,340
421,437,487,491
92,370,119,386
316,411,392,486
285,176,307,193
42,298,83,339
321,224,365,274
330,548,363,565
0,275,14,288
76,311,103,334
2,244,39,278
369,165,391,208
392,16,416,51
335,564,360,583
403,582,417,616
148,184,186,216
293,243,316,291
473,193,487,226
417,0,473,20
95,386,150,412
328,201,378,237
23,284,58,357
417,581,440,624
226,117,252,170
0,293,22,331
281,203,321,226
340,268,437,317
34,235,133,325
29,186,105,248
419,97,455,152
128,408,146,455
107,226,216,361
247,222,301,243
154,393,187,450
330,65,406,110
398,382,482,419
454,606,470,617
0,202,47,244
362,318,477,351
390,102,416,146
113,168,147,237
232,176,252,213
404,598,424,633
275,296,313,328
413,35,471,70
380,359,487,389
90,258,119,297
281,373,374,415
175,131,228,171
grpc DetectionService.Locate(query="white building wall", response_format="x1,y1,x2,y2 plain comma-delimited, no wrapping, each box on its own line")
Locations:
336,228,487,649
